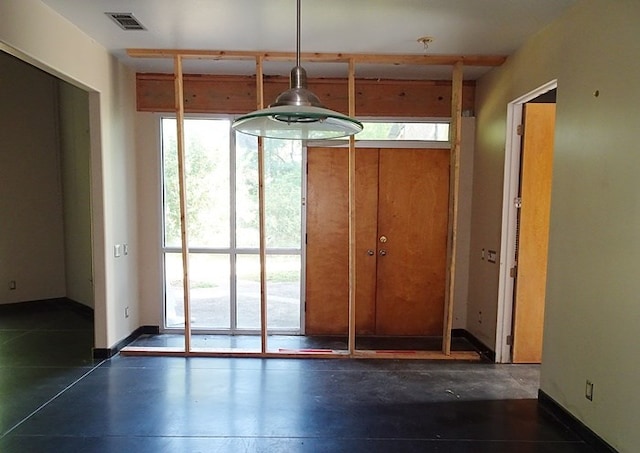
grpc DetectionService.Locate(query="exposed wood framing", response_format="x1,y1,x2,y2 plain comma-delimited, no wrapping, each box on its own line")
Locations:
174,56,192,352
128,48,505,67
347,58,357,355
136,73,476,117
256,56,268,354
443,62,464,355
128,48,496,360
120,346,480,361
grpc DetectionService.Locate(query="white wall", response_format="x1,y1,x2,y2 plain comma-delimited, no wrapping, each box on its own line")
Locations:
0,51,66,304
136,112,164,327
59,81,94,308
0,0,139,348
469,0,640,450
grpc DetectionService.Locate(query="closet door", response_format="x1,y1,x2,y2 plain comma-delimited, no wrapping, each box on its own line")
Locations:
305,147,378,335
375,148,449,335
305,147,449,336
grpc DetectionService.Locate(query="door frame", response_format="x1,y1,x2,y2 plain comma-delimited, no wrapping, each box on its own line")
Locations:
495,80,557,363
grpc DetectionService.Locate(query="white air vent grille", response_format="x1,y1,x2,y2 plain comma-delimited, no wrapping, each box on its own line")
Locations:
106,13,146,31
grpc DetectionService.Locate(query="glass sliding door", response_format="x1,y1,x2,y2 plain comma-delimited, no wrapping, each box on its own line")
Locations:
161,117,302,336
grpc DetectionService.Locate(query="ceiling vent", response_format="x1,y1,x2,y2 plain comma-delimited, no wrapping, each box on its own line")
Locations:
106,13,146,31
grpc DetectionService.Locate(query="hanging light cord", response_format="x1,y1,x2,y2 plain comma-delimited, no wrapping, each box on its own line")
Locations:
296,0,301,68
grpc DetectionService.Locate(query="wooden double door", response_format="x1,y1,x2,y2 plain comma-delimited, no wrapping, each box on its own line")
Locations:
306,147,450,336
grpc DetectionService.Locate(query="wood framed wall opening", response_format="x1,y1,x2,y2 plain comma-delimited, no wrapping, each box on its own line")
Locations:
123,49,506,360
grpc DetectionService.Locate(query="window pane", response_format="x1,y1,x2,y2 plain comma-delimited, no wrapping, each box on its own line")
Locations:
235,133,259,248
236,254,260,329
235,136,302,250
267,254,301,330
235,254,301,330
265,139,302,248
164,252,185,328
162,119,180,247
162,118,231,248
358,121,449,141
164,252,231,329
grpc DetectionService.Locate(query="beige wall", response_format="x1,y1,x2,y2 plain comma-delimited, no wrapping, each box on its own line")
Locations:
59,81,94,308
136,112,164,327
0,52,66,304
470,0,640,450
0,0,139,349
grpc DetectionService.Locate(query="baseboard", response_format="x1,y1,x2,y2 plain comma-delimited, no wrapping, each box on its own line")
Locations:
93,325,159,359
452,328,495,362
538,390,618,452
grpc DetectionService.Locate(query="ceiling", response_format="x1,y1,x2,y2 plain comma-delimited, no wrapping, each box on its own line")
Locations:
40,0,577,80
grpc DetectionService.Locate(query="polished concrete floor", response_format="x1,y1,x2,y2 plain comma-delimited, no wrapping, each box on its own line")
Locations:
0,300,597,452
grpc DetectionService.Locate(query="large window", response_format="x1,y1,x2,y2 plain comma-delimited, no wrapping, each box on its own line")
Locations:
161,118,302,333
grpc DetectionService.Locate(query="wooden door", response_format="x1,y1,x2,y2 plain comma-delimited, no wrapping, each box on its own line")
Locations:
375,148,449,335
306,146,449,336
512,103,556,363
305,147,378,334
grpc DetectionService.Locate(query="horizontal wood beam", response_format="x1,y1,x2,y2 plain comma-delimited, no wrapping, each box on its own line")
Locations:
136,73,476,117
120,346,481,360
127,48,506,67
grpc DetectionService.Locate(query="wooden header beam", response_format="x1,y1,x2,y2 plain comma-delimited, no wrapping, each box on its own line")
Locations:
127,48,506,67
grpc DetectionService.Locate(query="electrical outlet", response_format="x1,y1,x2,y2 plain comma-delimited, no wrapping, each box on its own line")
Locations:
125,306,129,318
585,380,594,401
8,280,16,290
487,250,497,263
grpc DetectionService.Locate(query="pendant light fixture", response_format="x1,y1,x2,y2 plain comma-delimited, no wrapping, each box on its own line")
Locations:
231,0,363,140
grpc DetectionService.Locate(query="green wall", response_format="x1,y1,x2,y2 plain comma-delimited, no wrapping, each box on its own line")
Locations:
470,1,640,450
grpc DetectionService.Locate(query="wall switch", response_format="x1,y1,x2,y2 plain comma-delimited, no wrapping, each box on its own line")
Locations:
123,244,129,256
114,244,122,258
125,306,129,318
8,280,16,290
585,380,594,401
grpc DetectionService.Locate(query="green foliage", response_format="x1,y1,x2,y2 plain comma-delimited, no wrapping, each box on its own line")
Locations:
163,119,302,250
162,119,230,247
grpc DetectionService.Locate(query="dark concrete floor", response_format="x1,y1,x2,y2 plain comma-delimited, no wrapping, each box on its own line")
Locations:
0,300,596,452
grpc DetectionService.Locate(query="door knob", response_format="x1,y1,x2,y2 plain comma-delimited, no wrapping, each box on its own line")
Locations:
379,235,388,243
367,249,375,256
379,249,387,256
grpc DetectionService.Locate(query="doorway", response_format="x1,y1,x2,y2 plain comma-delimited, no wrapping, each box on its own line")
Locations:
497,81,557,363
305,146,450,336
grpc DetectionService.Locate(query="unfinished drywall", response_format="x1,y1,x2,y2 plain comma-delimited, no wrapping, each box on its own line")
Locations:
58,81,93,308
0,0,139,349
470,0,640,450
0,51,66,304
